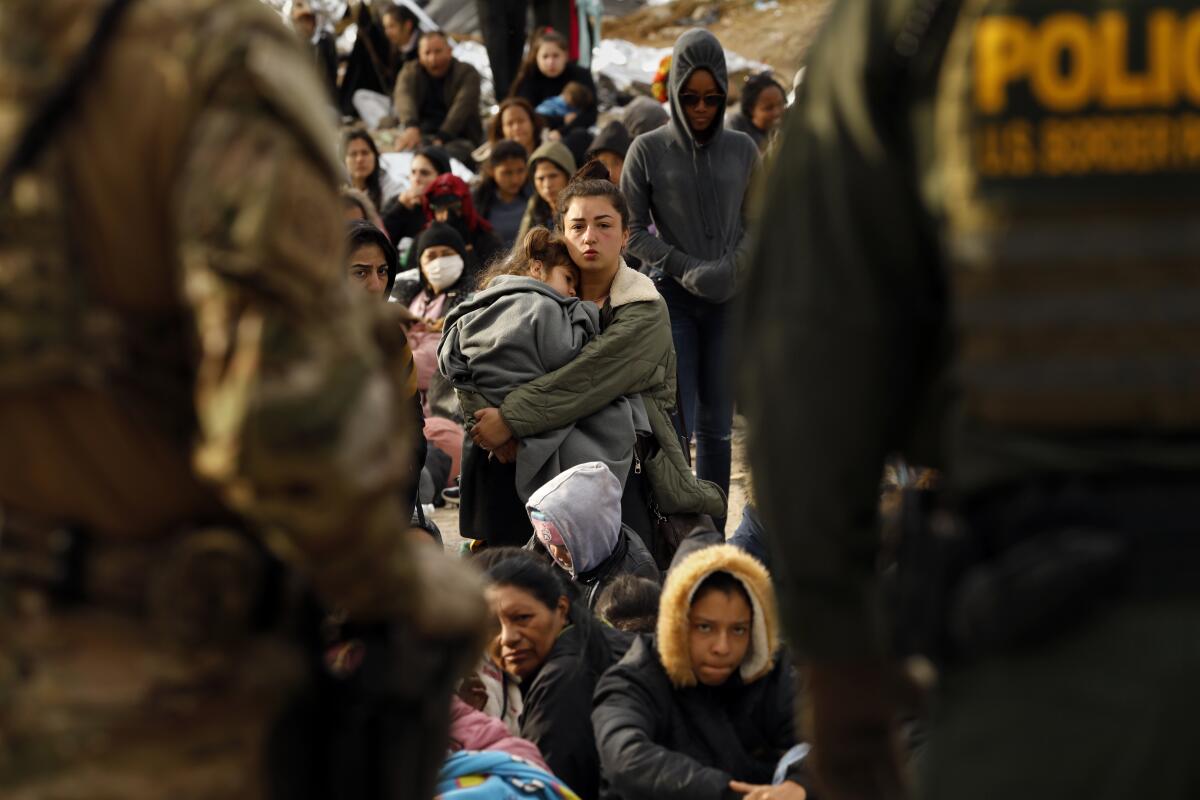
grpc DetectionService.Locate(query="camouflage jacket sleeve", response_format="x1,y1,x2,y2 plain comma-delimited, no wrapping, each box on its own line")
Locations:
739,0,946,660
175,17,418,621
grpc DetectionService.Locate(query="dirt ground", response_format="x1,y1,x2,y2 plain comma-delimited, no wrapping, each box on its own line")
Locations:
602,0,831,85
436,418,753,553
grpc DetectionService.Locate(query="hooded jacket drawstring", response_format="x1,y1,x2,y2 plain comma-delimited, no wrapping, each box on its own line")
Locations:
691,146,714,239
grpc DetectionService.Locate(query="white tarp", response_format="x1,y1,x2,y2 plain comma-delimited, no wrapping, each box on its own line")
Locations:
260,0,770,109
378,150,476,198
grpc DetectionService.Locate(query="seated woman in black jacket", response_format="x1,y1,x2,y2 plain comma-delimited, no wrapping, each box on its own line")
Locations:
508,29,598,136
592,544,813,800
484,551,629,800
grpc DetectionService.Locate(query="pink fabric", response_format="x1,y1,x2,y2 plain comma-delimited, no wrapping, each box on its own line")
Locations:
407,293,448,392
409,291,448,321
448,697,550,771
424,416,465,487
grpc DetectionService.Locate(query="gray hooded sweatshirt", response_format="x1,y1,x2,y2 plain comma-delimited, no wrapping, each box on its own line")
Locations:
526,462,661,608
437,275,638,501
620,29,760,304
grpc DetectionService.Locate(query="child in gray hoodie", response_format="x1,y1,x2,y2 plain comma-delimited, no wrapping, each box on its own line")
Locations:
527,462,661,610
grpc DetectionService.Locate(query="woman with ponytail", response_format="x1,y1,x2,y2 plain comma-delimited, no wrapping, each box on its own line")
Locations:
463,166,726,566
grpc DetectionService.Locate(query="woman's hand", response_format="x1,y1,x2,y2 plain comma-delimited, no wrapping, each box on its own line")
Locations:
396,126,422,151
399,188,423,208
490,439,519,464
729,780,807,800
472,408,514,450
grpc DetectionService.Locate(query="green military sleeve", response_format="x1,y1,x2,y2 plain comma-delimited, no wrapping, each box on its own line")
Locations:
499,298,670,440
176,24,419,622
740,0,945,660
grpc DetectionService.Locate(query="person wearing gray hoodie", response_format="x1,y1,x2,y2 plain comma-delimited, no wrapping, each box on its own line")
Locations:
620,29,759,527
527,462,661,610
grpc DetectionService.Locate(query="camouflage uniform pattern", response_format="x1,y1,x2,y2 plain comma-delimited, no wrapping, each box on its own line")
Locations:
0,0,482,794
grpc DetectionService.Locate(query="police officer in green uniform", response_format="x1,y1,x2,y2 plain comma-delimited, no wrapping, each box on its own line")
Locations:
0,0,483,797
743,1,1200,798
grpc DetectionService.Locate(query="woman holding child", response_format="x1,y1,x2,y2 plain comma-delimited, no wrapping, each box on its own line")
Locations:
459,167,725,556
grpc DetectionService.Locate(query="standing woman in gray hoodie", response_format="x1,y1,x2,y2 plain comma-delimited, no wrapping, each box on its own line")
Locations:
620,29,759,527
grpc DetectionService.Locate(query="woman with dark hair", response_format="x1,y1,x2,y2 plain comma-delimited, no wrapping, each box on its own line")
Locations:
381,3,421,80
343,129,386,211
465,169,725,567
508,29,598,137
344,218,398,298
728,73,788,152
484,550,628,800
621,30,760,530
381,145,453,247
343,219,424,513
488,97,544,157
394,223,473,403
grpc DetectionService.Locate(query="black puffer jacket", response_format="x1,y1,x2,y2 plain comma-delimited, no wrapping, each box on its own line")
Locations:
575,526,659,609
591,544,811,800
592,636,804,800
520,620,630,800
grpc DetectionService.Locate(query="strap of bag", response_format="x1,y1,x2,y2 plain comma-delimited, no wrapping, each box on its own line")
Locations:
0,0,137,198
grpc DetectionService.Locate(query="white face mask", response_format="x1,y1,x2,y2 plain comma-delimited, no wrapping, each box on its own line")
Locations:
422,253,464,292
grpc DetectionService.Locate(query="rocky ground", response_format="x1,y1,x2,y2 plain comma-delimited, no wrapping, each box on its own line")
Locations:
602,0,831,85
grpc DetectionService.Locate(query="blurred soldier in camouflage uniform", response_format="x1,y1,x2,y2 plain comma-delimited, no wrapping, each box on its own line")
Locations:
0,0,484,797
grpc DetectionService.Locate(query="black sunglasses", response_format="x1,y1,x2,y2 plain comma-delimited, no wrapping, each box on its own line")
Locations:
679,92,726,109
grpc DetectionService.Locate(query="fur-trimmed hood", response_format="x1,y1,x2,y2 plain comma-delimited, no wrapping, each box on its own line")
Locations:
656,544,779,688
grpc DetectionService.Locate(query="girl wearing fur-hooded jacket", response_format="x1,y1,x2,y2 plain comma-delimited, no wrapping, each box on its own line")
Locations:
465,170,726,558
592,545,813,800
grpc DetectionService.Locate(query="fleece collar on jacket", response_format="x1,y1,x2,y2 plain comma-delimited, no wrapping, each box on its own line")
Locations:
609,262,659,307
656,544,778,689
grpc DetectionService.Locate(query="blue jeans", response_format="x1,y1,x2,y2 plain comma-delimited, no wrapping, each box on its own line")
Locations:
656,276,734,525
728,505,770,570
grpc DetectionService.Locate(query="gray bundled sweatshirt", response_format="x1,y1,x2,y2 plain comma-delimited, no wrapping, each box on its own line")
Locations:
437,276,639,501
526,462,661,608
620,29,760,304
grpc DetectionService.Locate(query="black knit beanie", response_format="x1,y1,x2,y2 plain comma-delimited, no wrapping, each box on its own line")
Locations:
415,222,468,263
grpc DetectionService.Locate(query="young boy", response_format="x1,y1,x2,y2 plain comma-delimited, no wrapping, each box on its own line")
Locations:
472,139,531,249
